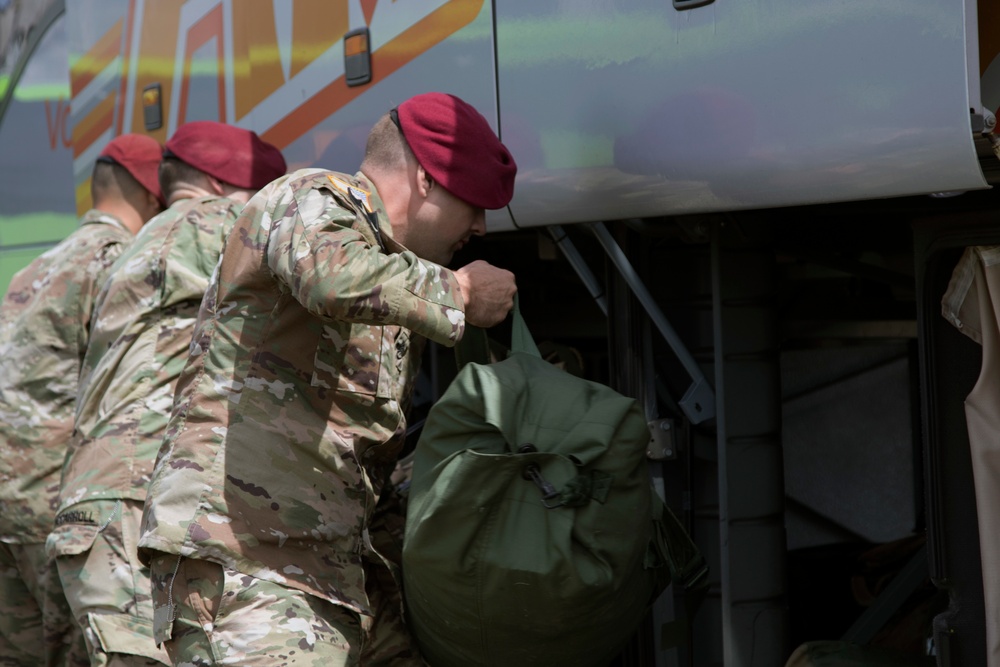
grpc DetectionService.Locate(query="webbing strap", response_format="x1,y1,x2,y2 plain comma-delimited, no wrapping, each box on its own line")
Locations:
662,557,709,650
510,295,540,358
651,496,710,650
454,325,491,369
455,294,539,370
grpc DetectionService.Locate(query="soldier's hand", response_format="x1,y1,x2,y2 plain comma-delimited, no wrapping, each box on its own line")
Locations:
454,260,516,328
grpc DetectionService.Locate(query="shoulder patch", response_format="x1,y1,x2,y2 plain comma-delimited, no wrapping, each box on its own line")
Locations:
325,175,373,214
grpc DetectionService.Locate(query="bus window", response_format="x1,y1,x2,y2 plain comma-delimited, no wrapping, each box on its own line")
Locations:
0,10,77,294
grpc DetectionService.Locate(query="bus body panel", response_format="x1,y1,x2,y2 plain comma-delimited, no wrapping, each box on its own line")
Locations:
60,0,997,232
66,0,511,227
496,0,989,227
0,5,75,292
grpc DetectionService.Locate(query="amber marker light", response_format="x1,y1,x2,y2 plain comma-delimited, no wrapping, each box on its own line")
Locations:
344,27,373,87
142,83,163,131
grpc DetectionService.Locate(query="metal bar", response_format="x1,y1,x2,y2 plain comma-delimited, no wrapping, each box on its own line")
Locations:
0,0,66,128
547,225,608,316
588,221,715,423
779,247,914,292
841,545,929,644
712,223,788,666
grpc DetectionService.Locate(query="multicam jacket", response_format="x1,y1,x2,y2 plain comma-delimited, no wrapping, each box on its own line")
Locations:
56,196,244,515
0,211,133,543
138,169,466,615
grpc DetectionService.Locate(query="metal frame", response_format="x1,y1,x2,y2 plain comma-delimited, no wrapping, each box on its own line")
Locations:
0,0,65,130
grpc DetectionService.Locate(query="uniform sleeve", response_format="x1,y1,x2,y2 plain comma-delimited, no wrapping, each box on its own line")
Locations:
264,185,466,346
941,246,989,345
81,237,130,342
90,238,129,293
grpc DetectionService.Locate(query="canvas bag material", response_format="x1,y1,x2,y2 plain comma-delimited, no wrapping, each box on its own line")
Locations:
402,301,696,667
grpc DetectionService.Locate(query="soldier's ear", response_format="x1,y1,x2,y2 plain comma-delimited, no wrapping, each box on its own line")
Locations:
206,174,225,196
147,190,163,215
416,165,433,198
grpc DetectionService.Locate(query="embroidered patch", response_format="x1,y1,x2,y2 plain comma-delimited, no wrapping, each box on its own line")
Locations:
348,186,372,213
54,510,96,526
325,175,373,213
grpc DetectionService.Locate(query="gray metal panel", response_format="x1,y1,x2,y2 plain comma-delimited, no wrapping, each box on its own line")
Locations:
496,0,987,227
711,225,788,667
782,347,917,549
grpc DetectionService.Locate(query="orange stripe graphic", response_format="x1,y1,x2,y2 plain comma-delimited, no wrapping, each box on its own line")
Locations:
76,178,92,217
361,0,378,26
262,0,483,150
115,0,136,135
71,19,123,98
177,4,225,125
290,0,347,80
233,0,284,120
124,1,183,138
73,94,116,158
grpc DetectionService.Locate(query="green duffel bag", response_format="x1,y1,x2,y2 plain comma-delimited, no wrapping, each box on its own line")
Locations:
402,301,705,667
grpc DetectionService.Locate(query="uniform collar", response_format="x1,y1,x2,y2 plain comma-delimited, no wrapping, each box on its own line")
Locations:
79,209,129,233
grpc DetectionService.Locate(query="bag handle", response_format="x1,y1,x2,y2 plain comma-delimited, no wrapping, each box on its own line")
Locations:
455,294,539,369
510,294,540,358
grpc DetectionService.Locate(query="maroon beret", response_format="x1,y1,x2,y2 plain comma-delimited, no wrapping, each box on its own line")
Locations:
396,92,516,209
98,133,164,205
165,121,286,190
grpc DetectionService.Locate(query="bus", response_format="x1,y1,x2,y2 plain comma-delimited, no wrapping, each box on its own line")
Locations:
2,0,999,665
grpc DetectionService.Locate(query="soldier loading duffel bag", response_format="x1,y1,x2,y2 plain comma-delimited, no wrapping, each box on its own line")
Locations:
401,298,707,667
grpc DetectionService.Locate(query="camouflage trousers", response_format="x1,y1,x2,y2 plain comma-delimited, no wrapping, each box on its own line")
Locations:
0,540,87,667
46,499,170,667
147,553,426,666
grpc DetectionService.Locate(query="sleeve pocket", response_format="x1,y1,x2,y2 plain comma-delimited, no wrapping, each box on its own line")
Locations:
45,522,101,558
312,322,392,398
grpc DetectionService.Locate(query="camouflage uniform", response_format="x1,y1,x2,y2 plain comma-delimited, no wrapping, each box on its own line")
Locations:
47,196,244,667
0,211,135,667
137,169,466,665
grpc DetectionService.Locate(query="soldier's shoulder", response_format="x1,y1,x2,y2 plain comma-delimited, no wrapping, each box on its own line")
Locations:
47,223,128,261
81,220,133,250
285,168,359,196
187,194,244,219
127,208,180,248
256,169,358,220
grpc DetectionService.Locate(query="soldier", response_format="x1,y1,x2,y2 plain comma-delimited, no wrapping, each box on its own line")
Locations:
0,134,163,667
47,121,286,667
137,92,518,665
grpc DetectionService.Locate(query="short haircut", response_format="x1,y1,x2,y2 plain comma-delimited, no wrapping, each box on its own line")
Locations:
91,160,145,204
360,112,414,173
158,156,207,201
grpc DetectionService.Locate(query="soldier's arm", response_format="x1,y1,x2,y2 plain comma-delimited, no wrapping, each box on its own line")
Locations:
265,186,465,346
